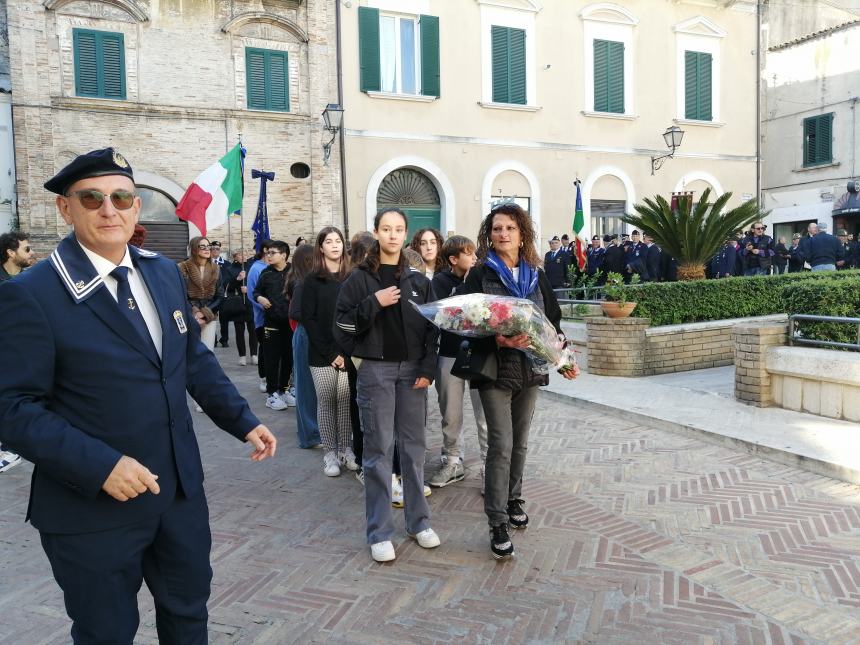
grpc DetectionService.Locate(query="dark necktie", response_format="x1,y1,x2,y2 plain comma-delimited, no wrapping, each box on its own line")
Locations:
110,266,160,362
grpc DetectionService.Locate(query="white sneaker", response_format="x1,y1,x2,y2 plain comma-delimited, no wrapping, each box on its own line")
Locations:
408,528,441,549
340,449,359,471
323,451,341,477
391,474,404,508
266,393,287,411
238,356,247,366
371,541,395,562
259,378,267,393
424,484,432,497
281,391,297,407
252,355,259,365
0,451,22,473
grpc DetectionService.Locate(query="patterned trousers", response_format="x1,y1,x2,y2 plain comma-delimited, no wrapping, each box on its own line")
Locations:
309,365,353,455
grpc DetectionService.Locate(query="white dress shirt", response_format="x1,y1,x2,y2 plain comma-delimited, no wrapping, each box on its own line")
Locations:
78,243,163,358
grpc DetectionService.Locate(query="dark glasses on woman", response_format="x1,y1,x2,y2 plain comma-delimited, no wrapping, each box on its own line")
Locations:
66,189,137,211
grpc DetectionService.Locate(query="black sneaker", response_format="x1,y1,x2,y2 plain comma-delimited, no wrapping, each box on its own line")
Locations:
507,499,529,529
490,523,514,560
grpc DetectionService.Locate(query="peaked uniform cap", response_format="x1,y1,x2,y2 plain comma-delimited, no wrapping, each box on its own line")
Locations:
44,148,134,194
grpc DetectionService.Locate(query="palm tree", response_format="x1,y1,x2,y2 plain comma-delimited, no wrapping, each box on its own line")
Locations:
621,189,762,281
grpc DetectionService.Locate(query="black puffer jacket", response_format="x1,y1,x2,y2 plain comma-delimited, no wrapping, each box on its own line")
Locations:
334,265,438,380
458,264,563,391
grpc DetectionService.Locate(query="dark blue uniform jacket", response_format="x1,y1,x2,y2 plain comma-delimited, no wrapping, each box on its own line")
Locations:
0,235,259,534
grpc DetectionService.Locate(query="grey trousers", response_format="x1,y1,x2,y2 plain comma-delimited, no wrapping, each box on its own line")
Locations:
479,385,539,527
435,356,488,461
356,359,431,544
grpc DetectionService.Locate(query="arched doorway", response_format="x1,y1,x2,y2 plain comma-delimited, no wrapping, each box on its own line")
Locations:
137,186,188,261
490,170,532,215
590,174,627,238
376,168,441,233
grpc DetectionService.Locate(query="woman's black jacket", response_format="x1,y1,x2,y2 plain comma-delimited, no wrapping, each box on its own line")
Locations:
334,265,439,381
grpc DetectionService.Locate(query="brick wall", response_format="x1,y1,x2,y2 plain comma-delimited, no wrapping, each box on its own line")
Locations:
732,322,788,407
7,0,342,255
586,317,648,377
645,326,735,375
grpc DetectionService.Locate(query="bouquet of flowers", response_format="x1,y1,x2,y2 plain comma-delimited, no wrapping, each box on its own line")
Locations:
412,294,577,374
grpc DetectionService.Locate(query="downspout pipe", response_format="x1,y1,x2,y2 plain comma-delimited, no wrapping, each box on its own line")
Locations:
335,0,349,239
756,0,763,207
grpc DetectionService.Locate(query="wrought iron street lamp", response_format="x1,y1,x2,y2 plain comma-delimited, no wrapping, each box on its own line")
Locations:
651,125,685,175
322,103,344,164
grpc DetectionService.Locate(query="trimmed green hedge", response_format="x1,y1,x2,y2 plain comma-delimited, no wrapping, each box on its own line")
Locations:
782,278,860,346
627,270,860,327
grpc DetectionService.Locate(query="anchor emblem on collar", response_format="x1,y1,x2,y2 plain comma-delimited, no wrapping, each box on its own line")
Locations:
127,298,136,310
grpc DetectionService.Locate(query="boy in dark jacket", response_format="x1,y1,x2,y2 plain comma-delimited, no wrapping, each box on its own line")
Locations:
428,236,488,489
253,240,294,410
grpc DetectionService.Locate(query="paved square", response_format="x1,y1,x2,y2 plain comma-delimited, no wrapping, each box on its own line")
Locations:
2,347,860,644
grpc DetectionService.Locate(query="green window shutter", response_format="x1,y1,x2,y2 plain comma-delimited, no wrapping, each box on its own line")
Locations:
73,28,125,99
508,28,526,105
491,26,510,103
804,113,834,166
266,51,289,111
420,15,440,97
246,49,267,110
685,51,712,121
246,48,290,112
100,33,125,100
491,26,526,105
594,40,624,113
817,113,833,163
698,52,712,121
607,41,624,113
358,6,381,92
74,30,99,97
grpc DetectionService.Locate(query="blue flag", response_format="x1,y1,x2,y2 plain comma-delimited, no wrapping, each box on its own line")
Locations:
251,169,274,254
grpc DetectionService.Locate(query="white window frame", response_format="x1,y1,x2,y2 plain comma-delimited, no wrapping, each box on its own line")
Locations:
379,12,422,96
479,5,538,108
674,16,725,124
581,4,638,118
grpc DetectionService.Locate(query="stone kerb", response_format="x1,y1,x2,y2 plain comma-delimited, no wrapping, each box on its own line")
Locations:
586,317,649,377
732,321,789,407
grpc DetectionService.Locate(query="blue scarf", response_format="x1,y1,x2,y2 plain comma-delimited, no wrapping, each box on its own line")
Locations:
485,251,538,298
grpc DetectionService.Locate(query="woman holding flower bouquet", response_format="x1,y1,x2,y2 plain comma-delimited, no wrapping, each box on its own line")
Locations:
335,209,441,563
460,203,580,560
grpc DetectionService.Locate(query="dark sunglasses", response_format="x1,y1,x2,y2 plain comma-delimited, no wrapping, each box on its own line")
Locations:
67,189,136,210
197,244,211,250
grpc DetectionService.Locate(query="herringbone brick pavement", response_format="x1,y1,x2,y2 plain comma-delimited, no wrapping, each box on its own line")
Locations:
1,346,860,644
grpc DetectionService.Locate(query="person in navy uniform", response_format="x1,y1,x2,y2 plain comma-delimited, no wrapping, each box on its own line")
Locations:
586,235,605,281
0,148,277,645
543,235,570,288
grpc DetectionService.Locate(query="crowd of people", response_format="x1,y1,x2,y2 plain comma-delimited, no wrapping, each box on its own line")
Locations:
182,202,579,563
538,221,860,291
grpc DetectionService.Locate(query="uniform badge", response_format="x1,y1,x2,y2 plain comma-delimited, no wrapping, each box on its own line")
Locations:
127,298,136,310
112,149,129,169
75,280,85,289
173,310,188,334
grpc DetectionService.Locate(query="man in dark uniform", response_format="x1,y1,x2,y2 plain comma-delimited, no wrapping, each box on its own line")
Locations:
787,233,805,272
836,229,854,269
0,149,277,645
543,235,570,288
740,222,775,275
586,235,605,284
642,233,662,282
602,233,625,277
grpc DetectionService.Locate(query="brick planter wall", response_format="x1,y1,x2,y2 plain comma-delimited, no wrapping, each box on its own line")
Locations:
645,326,735,375
732,322,789,406
586,318,649,376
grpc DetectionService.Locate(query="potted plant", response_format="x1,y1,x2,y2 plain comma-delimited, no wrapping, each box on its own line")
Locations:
601,272,639,318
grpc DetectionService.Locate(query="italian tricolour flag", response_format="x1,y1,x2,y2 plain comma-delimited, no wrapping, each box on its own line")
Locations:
572,181,587,271
176,143,244,237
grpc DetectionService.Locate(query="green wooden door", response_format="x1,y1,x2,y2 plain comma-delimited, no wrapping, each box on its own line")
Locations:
402,208,441,234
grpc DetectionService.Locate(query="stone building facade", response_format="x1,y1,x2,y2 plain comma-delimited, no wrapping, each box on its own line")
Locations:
7,0,342,258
